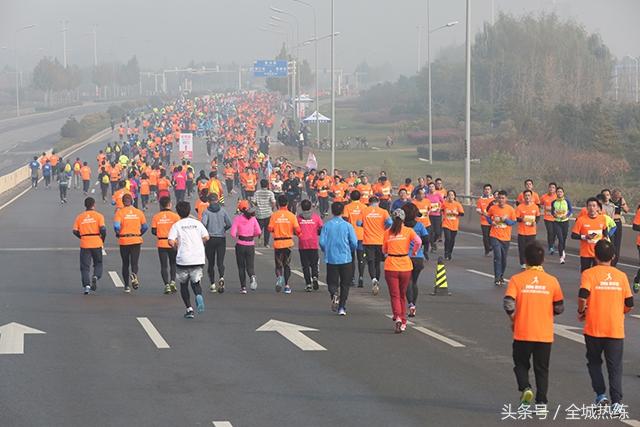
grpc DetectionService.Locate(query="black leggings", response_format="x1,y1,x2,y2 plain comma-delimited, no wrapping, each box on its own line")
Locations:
430,216,442,245
612,220,622,267
352,248,365,279
318,197,329,216
299,249,319,285
158,247,176,284
235,244,255,287
205,237,226,284
119,244,141,286
544,220,556,250
364,244,383,280
443,228,457,258
407,257,424,305
553,221,569,255
275,248,292,284
517,235,536,265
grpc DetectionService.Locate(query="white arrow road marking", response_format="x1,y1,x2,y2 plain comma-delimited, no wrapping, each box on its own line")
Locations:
0,322,46,354
554,323,584,344
256,319,326,351
212,422,233,427
109,271,124,288
413,326,466,348
137,317,170,349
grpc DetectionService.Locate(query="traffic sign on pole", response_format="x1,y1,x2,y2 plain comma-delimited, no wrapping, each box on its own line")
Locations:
254,60,288,77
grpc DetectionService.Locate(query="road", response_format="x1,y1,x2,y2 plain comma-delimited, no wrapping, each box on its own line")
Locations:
0,131,638,427
0,102,120,176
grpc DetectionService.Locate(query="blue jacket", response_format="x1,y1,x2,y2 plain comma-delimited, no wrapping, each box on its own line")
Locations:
319,216,358,265
408,221,429,258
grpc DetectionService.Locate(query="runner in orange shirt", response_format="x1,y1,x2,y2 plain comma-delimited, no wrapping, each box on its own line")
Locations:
79,162,92,194
111,181,129,211
441,190,464,260
516,179,541,206
504,241,564,406
578,240,633,409
486,190,517,286
151,196,180,294
632,205,640,293
571,197,610,272
343,190,366,287
73,197,106,294
383,209,421,333
539,182,558,254
515,189,541,269
476,184,494,256
139,174,151,210
195,189,210,221
362,196,391,295
356,175,372,205
113,194,147,292
315,170,332,218
267,195,301,293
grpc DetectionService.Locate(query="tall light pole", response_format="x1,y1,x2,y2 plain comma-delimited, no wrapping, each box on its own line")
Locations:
91,25,98,66
61,20,68,68
271,14,297,120
271,7,301,120
14,24,36,117
292,0,319,146
464,0,471,197
330,0,335,173
427,0,458,164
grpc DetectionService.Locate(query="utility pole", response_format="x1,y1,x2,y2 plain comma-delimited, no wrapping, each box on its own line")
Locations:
330,0,335,173
61,20,68,68
464,0,471,198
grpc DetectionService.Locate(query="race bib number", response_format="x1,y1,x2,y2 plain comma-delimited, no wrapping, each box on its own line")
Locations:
430,203,440,212
587,229,603,244
524,215,536,226
493,216,507,228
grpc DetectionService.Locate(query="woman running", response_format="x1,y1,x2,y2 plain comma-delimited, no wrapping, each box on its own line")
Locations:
382,209,422,333
230,200,262,293
442,190,464,261
550,187,573,264
401,203,429,318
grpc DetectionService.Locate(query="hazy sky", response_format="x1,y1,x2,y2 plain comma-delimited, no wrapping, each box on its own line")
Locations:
1,0,638,78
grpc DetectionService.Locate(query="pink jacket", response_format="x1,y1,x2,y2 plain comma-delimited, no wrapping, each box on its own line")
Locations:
296,212,323,250
231,214,262,246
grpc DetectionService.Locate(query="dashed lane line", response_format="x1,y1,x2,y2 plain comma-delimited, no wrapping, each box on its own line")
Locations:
109,271,124,288
413,326,466,348
291,269,327,287
212,422,233,427
136,317,170,349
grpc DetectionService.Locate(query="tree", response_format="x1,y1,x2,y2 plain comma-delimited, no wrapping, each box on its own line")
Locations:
266,43,291,95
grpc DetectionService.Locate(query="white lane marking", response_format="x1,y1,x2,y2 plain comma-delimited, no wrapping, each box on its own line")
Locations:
254,250,263,255
102,248,107,256
212,422,233,427
466,269,494,278
256,319,326,351
453,246,484,250
418,158,429,162
136,317,170,349
0,184,34,212
291,269,327,287
413,326,466,348
554,324,584,344
631,314,640,320
91,188,95,194
0,322,46,355
385,314,415,326
109,271,124,288
621,419,640,427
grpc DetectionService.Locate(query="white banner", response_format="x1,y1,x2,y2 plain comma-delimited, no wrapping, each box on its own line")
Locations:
179,133,193,160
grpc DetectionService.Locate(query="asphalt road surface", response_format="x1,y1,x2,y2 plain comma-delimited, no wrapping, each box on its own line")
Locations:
0,102,119,175
0,131,638,427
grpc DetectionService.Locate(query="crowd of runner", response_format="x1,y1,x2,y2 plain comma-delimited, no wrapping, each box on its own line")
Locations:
22,91,636,413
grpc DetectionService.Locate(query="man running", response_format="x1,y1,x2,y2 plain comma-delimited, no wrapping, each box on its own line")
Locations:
168,201,210,318
540,183,558,255
578,240,633,412
486,190,516,287
29,156,40,189
253,179,276,248
268,194,301,294
515,190,540,269
476,184,494,256
73,197,106,294
297,199,323,292
151,196,180,294
343,190,367,287
572,197,609,272
201,193,232,293
362,196,390,295
114,194,147,293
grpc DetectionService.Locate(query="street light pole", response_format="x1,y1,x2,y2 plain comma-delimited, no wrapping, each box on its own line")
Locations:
464,0,471,198
427,0,432,164
14,24,36,118
330,0,335,173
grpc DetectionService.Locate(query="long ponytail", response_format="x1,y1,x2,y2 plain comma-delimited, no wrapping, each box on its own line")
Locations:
390,216,403,235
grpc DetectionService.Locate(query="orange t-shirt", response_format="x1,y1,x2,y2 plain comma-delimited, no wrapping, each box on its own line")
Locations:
540,193,557,222
315,177,332,198
571,214,608,258
73,210,105,249
268,208,301,249
362,206,390,245
114,206,146,246
157,177,171,192
139,179,150,196
505,268,563,343
517,191,541,206
343,201,366,241
112,189,129,209
331,183,348,202
515,203,540,236
80,166,91,181
151,209,180,249
195,200,209,221
476,197,494,226
442,200,464,231
412,199,432,228
580,265,632,338
633,208,640,246
487,204,516,242
356,183,372,205
382,226,418,272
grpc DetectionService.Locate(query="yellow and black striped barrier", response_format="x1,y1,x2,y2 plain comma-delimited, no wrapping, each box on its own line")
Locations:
431,257,451,296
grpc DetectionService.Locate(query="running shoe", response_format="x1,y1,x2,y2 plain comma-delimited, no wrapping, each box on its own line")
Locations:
169,281,177,293
275,276,284,293
331,294,339,312
357,277,364,288
249,275,257,290
559,255,566,265
400,323,407,332
240,287,248,294
195,294,205,314
519,388,534,406
305,284,312,292
312,276,319,291
84,285,91,295
494,279,502,287
90,275,98,291
210,283,217,293
520,264,526,269
550,246,555,255
408,304,416,317
164,284,172,295
595,394,609,406
184,309,195,319
372,278,380,296
124,286,131,293
130,273,139,290
217,277,225,294
633,280,640,294
338,307,346,316
394,319,403,334
284,286,292,294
